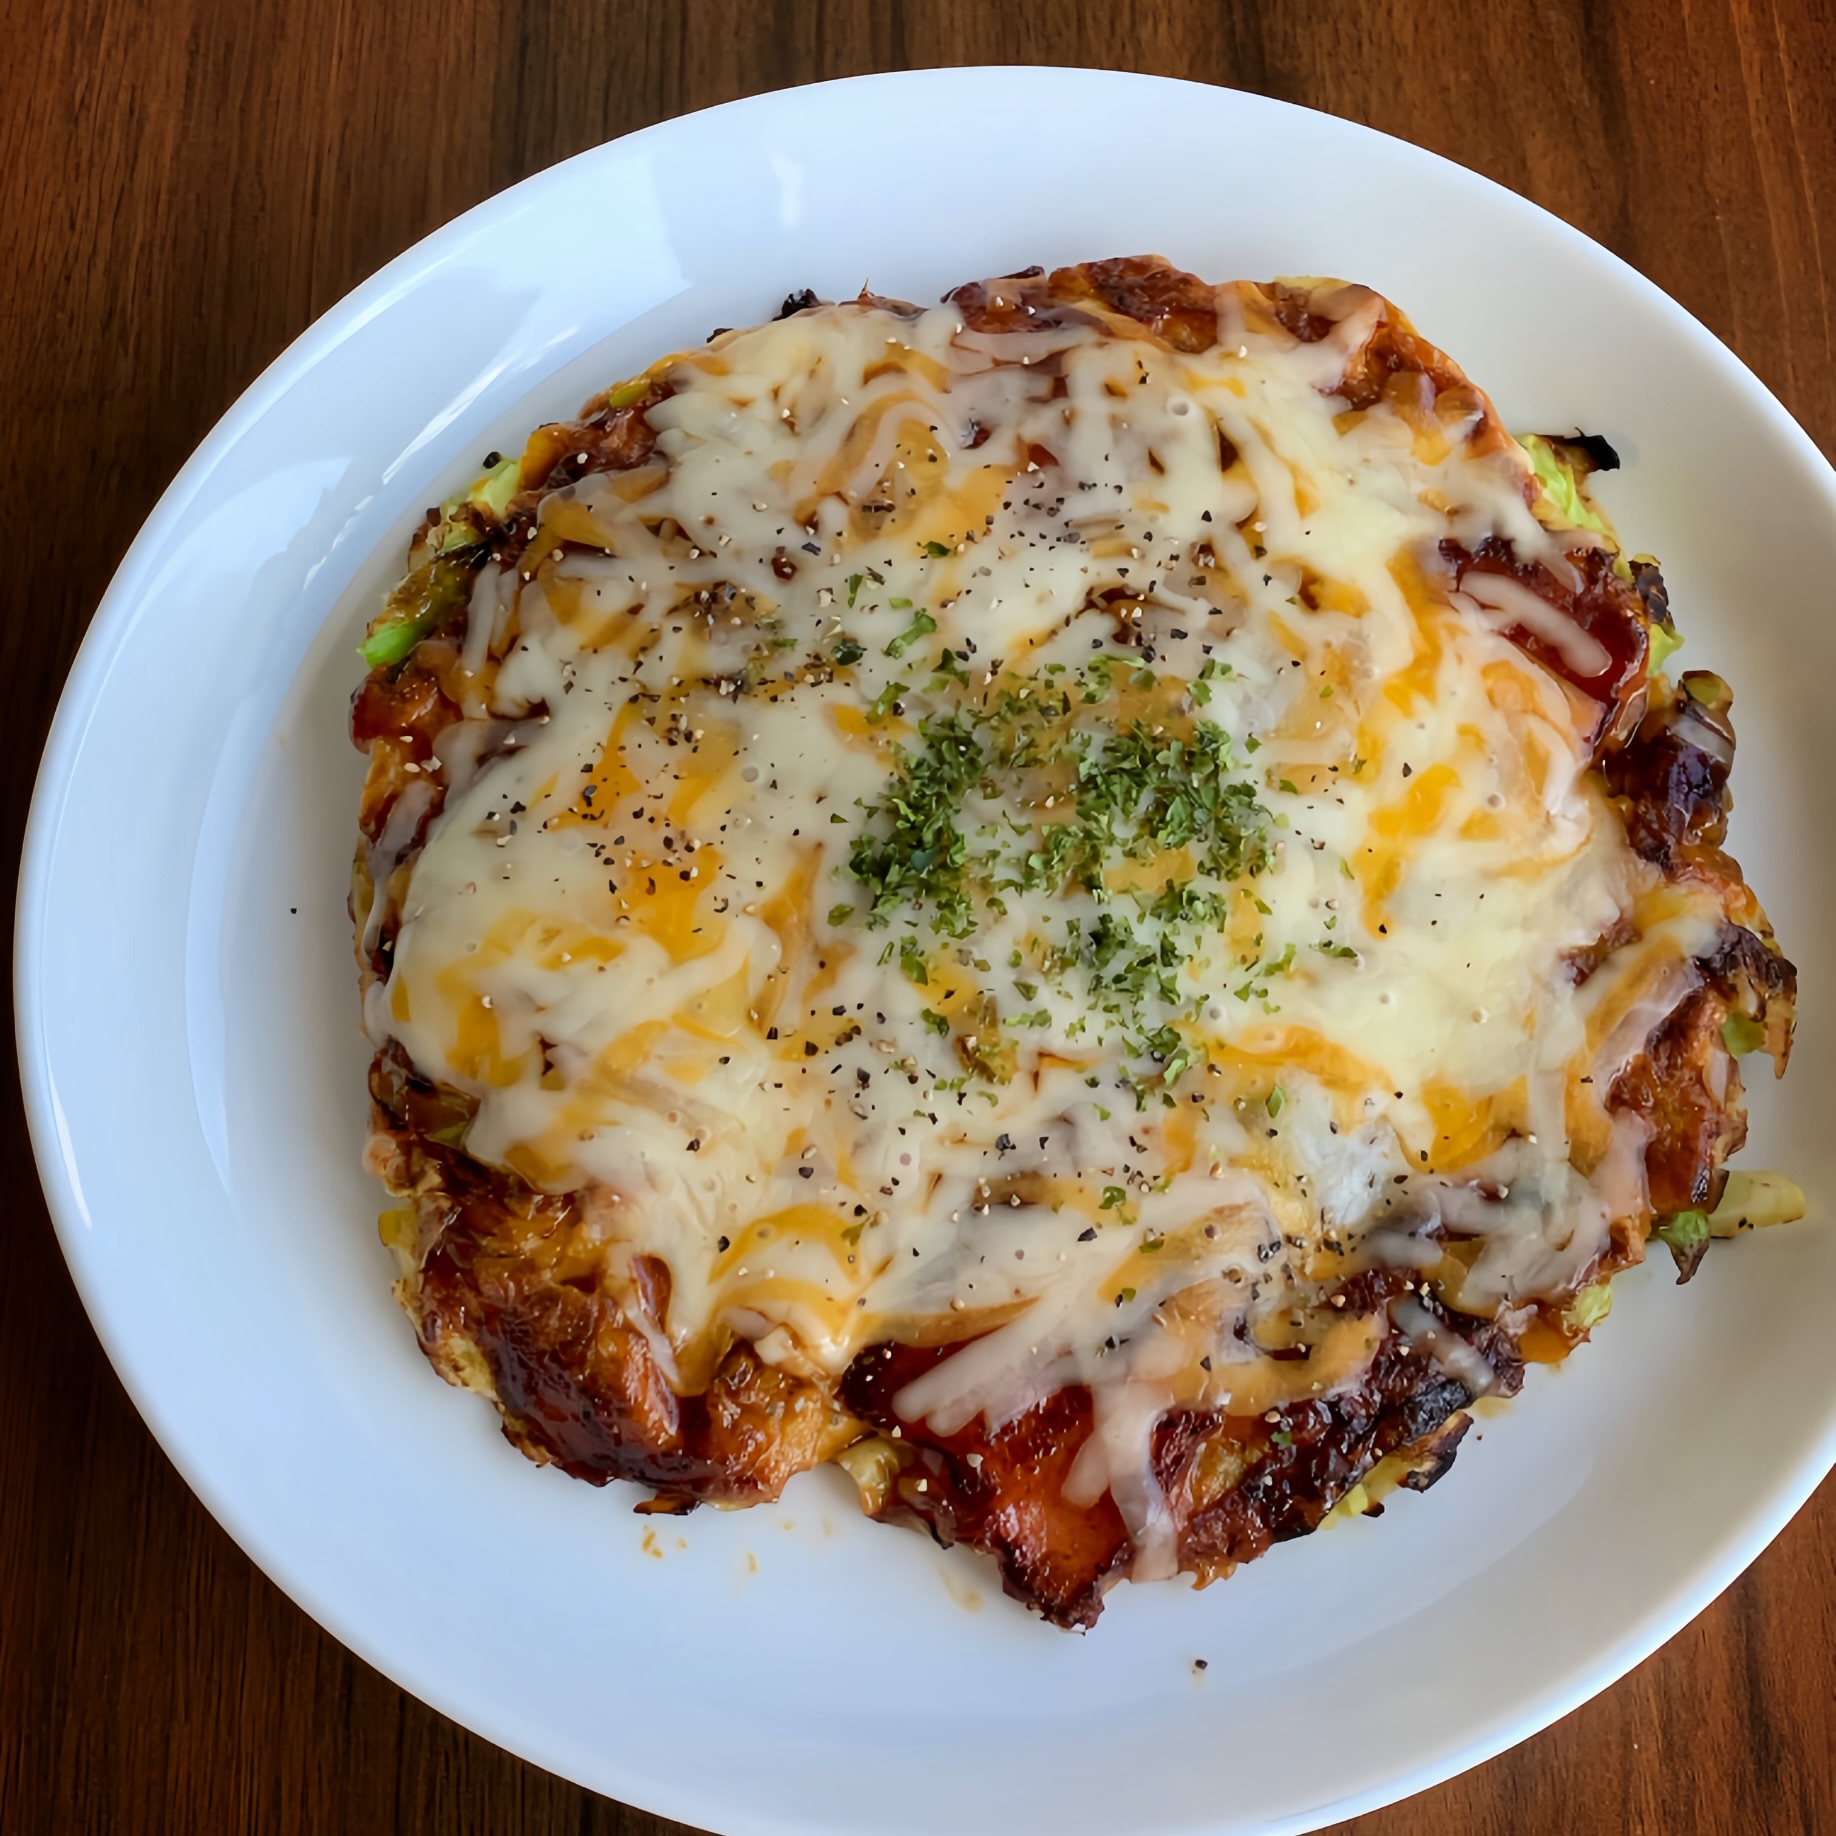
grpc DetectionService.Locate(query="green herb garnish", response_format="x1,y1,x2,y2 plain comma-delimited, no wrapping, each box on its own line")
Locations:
885,607,938,658
848,712,984,934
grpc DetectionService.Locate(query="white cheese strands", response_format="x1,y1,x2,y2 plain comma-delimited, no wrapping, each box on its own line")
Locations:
373,279,1724,1539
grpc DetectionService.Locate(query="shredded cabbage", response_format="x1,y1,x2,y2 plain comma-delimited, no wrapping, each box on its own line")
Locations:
1646,623,1684,672
1720,1013,1766,1056
1519,433,1611,537
359,610,439,669
470,453,520,520
1563,1281,1613,1333
359,555,471,668
1656,1209,1711,1255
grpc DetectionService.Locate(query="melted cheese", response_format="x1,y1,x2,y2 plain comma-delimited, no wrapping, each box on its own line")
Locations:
372,282,1726,1558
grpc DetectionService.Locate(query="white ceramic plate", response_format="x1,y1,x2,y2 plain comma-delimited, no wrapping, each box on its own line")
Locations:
18,68,1836,1836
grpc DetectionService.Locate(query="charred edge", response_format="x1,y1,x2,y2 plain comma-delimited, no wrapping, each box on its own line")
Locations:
1567,431,1621,471
1396,1411,1472,1491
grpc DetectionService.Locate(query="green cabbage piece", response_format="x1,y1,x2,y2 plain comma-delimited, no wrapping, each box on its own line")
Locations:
470,453,520,520
435,453,522,554
358,614,437,669
1683,670,1732,710
1647,623,1684,672
1655,1209,1711,1255
1720,1013,1766,1056
1563,1280,1613,1332
1519,434,1611,537
359,554,472,669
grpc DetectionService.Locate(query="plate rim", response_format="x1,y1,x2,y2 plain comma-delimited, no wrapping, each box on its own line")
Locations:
17,64,1836,1836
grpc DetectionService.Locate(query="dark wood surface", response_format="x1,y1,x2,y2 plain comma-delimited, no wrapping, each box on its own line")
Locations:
4,2,1833,1829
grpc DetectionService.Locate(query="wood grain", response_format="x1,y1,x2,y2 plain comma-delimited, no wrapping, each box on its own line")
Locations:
3,1,1832,1830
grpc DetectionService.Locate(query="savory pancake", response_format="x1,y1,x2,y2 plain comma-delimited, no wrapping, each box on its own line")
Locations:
350,259,1795,1627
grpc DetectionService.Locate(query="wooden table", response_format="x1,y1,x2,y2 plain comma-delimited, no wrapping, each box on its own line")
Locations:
5,2,1832,1829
